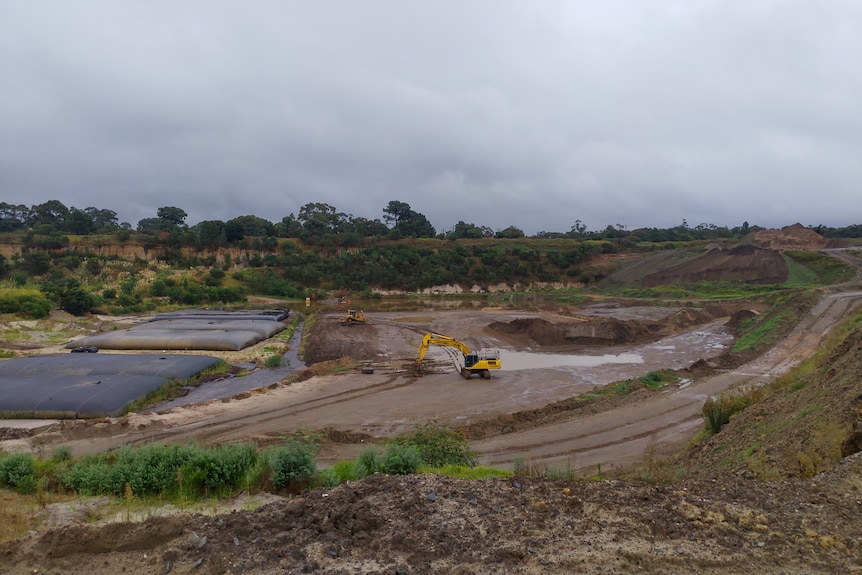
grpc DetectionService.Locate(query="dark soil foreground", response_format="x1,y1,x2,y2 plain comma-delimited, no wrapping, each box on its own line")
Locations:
3,463,861,575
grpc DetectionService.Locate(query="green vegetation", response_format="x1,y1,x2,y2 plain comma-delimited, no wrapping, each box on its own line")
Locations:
784,250,856,285
388,421,478,468
595,370,679,399
732,290,820,354
0,197,857,316
702,391,756,434
0,422,484,506
0,287,52,319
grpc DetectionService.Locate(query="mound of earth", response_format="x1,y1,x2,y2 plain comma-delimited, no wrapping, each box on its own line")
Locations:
748,223,844,251
488,307,714,348
302,320,382,365
642,244,788,287
3,468,861,575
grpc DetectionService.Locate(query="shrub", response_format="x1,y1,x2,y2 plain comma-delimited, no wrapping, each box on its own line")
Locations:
19,297,52,319
268,441,317,490
183,443,258,494
0,293,52,318
0,453,37,493
51,445,73,462
391,422,478,468
381,444,422,475
61,443,259,498
353,447,384,478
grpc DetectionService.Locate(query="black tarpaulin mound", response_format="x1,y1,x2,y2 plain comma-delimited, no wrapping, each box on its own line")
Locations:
0,353,221,418
64,309,290,351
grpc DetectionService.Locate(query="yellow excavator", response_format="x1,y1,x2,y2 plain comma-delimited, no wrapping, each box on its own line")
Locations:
414,332,501,380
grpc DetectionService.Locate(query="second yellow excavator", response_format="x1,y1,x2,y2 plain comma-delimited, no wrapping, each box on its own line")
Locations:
414,332,501,380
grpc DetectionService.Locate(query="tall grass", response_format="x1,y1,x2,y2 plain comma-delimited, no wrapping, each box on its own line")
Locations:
701,392,755,434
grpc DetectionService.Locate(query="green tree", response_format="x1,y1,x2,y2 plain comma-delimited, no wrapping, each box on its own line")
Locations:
41,278,98,316
84,207,119,231
226,215,275,239
383,201,435,238
157,206,188,227
495,225,525,239
29,200,69,228
0,203,30,232
448,221,484,239
64,208,95,234
297,203,347,242
195,220,227,248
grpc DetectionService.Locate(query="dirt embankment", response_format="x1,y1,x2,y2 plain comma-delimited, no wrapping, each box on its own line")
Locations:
302,321,383,365
3,465,861,575
642,244,789,287
487,307,717,348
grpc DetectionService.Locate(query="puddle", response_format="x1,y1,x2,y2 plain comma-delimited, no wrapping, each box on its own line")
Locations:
500,349,644,370
493,319,734,378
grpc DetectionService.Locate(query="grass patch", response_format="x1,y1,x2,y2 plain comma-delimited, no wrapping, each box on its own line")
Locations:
732,311,789,353
590,370,679,401
785,251,856,285
422,464,511,479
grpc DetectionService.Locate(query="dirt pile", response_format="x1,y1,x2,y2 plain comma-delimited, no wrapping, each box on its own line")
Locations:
302,320,382,365
3,470,860,575
642,244,788,287
748,223,843,251
489,307,715,348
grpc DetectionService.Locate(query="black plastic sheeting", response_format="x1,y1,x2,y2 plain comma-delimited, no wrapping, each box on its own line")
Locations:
64,309,290,351
0,353,221,418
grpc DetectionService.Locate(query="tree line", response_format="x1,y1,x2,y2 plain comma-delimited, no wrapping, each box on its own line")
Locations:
3,200,862,247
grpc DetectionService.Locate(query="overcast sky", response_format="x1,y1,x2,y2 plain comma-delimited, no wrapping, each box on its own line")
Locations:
1,1,860,235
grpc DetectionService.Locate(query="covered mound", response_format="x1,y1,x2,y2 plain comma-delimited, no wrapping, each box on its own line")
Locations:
0,353,220,418
65,309,289,351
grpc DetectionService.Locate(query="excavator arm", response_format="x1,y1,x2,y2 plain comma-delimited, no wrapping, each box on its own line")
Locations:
416,333,471,363
414,332,501,380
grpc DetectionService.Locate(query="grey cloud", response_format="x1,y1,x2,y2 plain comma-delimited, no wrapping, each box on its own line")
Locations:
1,0,860,234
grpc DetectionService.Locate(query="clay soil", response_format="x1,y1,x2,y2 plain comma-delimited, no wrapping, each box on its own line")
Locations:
2,243,862,574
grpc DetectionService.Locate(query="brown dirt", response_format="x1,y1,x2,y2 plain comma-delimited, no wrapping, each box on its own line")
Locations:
3,245,862,574
3,467,861,575
642,244,789,287
748,222,846,251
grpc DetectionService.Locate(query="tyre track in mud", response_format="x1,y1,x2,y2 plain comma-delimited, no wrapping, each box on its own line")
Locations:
147,374,417,445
